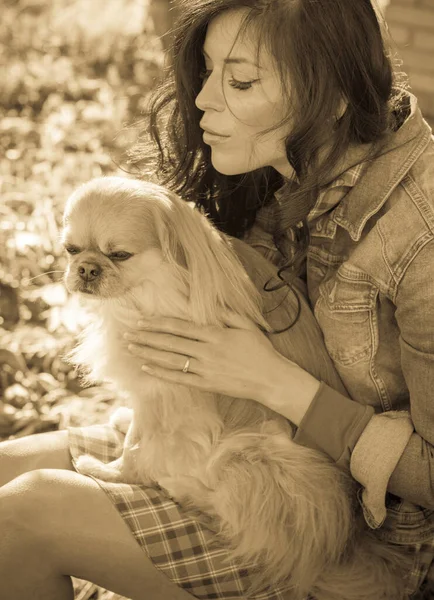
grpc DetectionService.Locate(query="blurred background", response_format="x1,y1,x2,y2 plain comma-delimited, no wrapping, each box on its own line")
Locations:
0,1,433,597
1,2,165,597
384,0,434,121
0,0,165,429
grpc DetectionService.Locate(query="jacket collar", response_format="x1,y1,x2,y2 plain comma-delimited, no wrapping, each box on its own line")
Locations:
271,94,432,239
330,94,433,241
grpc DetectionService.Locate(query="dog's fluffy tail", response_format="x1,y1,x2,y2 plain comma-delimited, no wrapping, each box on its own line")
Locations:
310,531,411,600
198,423,408,599
199,422,354,598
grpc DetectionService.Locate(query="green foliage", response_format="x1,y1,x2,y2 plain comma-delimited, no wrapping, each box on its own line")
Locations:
0,0,164,442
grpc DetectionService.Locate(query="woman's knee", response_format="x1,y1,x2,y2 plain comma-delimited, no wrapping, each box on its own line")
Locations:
0,470,47,541
0,430,74,488
0,468,193,600
0,469,88,595
0,468,96,557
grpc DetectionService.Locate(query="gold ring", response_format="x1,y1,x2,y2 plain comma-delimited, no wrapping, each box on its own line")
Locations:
182,357,190,373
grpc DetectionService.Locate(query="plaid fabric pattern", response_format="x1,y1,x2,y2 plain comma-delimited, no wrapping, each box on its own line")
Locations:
423,557,434,599
68,423,294,600
407,540,434,599
306,163,366,222
246,161,434,600
68,423,433,600
67,161,433,599
249,163,366,270
256,163,366,235
243,163,367,279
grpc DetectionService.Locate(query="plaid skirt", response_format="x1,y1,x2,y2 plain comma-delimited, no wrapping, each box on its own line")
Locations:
68,422,434,600
67,422,294,600
407,542,434,599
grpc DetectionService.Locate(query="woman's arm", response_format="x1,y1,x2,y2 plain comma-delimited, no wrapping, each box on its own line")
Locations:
265,362,375,466
264,363,413,527
265,239,434,518
349,239,434,518
381,238,434,505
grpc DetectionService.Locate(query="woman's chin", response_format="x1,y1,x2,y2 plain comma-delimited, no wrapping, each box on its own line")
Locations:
210,155,260,177
211,161,247,176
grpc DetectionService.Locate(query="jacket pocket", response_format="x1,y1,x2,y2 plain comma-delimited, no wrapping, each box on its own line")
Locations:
314,266,379,367
243,225,284,267
375,494,434,544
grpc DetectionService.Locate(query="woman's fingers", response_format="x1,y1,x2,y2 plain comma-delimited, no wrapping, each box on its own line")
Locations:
124,330,202,359
122,314,280,403
127,342,200,373
137,317,220,342
140,363,210,389
221,310,258,331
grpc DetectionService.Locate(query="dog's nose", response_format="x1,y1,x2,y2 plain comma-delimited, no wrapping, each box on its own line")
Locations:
78,262,102,282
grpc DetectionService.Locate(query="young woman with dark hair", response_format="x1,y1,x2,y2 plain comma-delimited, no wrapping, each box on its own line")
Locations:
0,1,433,599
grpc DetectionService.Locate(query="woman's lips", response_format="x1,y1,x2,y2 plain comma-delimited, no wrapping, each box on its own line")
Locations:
203,131,230,144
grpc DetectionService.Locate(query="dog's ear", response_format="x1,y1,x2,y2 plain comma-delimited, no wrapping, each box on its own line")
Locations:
153,189,268,329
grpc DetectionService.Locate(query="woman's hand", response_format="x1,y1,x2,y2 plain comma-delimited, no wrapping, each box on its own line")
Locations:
124,312,283,404
123,312,321,424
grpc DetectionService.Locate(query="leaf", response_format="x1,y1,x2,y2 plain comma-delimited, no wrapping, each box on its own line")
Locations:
0,282,20,329
0,348,27,372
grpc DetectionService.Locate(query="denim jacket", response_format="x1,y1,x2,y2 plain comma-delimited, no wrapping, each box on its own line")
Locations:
244,94,434,548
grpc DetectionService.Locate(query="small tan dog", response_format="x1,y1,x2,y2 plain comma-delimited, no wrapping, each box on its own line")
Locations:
62,176,407,600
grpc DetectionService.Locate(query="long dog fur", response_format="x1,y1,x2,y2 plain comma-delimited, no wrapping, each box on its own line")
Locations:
64,176,409,599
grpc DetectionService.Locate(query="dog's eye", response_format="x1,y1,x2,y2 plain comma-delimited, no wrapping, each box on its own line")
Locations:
109,252,133,261
65,246,80,255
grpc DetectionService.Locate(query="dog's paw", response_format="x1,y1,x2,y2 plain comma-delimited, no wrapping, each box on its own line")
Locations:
158,475,209,500
75,454,124,483
158,476,182,500
109,406,133,434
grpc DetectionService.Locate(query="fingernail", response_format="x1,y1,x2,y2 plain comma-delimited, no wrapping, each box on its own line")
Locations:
138,320,150,328
123,332,134,340
141,365,154,374
127,344,138,352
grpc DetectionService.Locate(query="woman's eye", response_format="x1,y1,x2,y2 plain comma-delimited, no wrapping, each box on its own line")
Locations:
199,68,211,83
109,252,132,261
199,69,257,91
229,78,256,91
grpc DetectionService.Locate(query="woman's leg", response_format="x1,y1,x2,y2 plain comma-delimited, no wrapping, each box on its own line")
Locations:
0,430,73,487
0,466,193,600
0,432,193,599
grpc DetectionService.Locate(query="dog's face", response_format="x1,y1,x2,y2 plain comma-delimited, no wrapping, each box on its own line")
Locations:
61,177,166,299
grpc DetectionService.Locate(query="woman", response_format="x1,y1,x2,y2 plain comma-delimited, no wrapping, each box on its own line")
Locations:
0,1,433,598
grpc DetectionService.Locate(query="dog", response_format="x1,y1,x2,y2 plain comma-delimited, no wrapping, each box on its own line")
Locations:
62,175,408,599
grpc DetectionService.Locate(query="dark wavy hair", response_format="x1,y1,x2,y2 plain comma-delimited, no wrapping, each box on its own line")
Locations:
126,0,407,328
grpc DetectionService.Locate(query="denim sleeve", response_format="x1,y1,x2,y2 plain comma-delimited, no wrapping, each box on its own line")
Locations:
294,239,434,519
384,237,434,508
292,382,374,466
293,383,415,528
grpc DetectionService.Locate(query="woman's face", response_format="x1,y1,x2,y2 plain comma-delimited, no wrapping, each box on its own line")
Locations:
195,9,294,178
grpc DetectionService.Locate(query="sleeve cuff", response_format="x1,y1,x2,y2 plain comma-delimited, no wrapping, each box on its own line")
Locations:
292,381,375,467
350,411,414,528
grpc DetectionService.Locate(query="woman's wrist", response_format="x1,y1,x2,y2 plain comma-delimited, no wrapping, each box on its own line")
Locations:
262,353,321,427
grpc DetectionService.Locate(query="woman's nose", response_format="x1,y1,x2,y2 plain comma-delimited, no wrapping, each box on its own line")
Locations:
195,71,226,112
